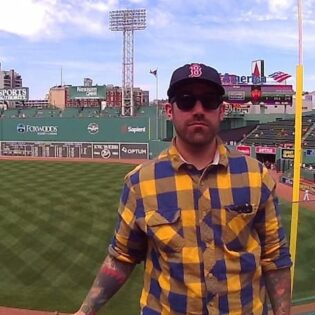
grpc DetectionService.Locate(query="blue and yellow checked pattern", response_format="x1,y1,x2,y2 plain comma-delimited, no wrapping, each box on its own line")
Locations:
109,138,292,315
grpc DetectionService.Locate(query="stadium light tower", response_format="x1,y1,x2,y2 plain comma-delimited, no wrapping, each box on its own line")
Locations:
109,9,146,116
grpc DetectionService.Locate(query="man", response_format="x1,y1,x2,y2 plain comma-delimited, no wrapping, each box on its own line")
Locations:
303,189,310,201
250,85,262,105
73,63,292,315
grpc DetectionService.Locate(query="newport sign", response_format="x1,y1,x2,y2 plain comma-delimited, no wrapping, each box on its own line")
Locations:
221,73,267,85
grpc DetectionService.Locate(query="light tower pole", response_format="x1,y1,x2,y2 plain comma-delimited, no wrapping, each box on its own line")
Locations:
109,9,146,116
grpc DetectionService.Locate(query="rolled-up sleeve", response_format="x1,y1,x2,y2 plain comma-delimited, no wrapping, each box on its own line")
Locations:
108,178,147,264
255,168,292,272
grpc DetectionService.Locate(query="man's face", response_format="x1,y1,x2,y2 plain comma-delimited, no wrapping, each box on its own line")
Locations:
165,82,225,148
251,87,262,104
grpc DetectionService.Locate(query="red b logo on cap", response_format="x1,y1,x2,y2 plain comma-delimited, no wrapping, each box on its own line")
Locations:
189,64,202,78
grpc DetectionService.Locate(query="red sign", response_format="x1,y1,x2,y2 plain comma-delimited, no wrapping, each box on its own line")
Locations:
236,145,251,156
255,146,276,154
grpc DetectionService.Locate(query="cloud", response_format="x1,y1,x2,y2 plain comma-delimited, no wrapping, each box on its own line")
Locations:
127,0,146,3
0,0,118,40
1,0,314,52
0,0,50,38
268,0,295,14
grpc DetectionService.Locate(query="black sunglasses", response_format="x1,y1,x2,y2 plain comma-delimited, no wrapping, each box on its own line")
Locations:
171,93,223,111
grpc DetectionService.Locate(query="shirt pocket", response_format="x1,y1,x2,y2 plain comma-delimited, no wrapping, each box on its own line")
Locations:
221,205,257,251
145,208,184,253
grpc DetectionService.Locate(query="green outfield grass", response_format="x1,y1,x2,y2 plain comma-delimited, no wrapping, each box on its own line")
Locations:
0,160,314,314
279,200,315,303
0,160,142,314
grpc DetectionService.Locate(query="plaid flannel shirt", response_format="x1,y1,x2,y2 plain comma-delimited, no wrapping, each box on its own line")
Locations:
109,138,292,315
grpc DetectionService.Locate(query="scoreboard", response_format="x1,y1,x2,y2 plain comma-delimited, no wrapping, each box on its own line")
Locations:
0,141,148,160
223,84,294,105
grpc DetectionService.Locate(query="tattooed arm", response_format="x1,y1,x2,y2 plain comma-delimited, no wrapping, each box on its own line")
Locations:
73,255,136,315
264,268,291,315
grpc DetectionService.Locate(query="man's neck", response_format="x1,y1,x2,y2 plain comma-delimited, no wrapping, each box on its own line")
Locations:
175,138,217,170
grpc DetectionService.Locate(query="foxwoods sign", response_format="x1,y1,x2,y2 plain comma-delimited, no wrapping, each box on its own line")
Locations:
17,123,58,136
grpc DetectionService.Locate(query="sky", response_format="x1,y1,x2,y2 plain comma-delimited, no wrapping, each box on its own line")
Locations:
0,0,315,101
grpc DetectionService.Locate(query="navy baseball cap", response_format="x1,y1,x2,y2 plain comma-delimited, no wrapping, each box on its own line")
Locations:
167,63,225,99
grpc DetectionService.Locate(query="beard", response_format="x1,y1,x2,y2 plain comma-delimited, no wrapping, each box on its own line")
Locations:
173,116,219,148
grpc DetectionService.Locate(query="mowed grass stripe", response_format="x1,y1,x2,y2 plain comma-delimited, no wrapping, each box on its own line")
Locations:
279,200,315,301
1,205,97,287
0,160,143,313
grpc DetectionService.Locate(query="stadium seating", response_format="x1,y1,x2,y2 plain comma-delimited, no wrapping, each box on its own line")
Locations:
219,125,257,144
242,118,313,147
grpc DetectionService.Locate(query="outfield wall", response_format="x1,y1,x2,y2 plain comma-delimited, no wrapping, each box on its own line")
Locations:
0,115,171,160
1,110,314,166
0,116,314,166
0,117,150,142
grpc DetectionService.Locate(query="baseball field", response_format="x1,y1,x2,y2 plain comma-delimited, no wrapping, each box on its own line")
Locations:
0,160,314,314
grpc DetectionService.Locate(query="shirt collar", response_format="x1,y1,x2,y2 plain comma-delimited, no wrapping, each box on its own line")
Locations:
167,136,229,171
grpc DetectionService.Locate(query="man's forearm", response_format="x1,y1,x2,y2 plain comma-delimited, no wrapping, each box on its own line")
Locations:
265,267,291,315
79,255,135,315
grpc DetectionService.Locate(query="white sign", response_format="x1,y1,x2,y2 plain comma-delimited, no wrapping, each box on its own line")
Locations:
17,123,58,136
0,88,29,101
128,126,146,133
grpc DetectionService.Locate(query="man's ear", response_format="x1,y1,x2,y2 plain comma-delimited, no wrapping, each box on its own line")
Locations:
164,102,173,120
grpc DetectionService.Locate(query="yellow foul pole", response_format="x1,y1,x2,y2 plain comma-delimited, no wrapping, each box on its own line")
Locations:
289,0,304,292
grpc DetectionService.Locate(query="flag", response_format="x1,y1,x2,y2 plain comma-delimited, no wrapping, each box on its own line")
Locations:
150,69,157,77
269,71,292,83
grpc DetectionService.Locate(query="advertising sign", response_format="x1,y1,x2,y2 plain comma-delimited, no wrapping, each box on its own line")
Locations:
281,149,294,159
120,143,148,159
69,86,106,100
221,73,267,85
306,149,315,157
16,123,58,136
255,146,276,154
236,145,251,156
0,88,29,101
93,143,119,159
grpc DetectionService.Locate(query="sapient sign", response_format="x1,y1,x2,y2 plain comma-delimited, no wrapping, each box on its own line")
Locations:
16,123,58,136
128,126,146,133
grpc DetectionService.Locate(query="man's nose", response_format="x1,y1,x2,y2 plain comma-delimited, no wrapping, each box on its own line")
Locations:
192,99,204,112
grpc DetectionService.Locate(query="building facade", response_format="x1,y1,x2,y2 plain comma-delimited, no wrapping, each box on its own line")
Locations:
48,84,149,110
106,85,149,108
0,64,22,89
48,86,67,109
